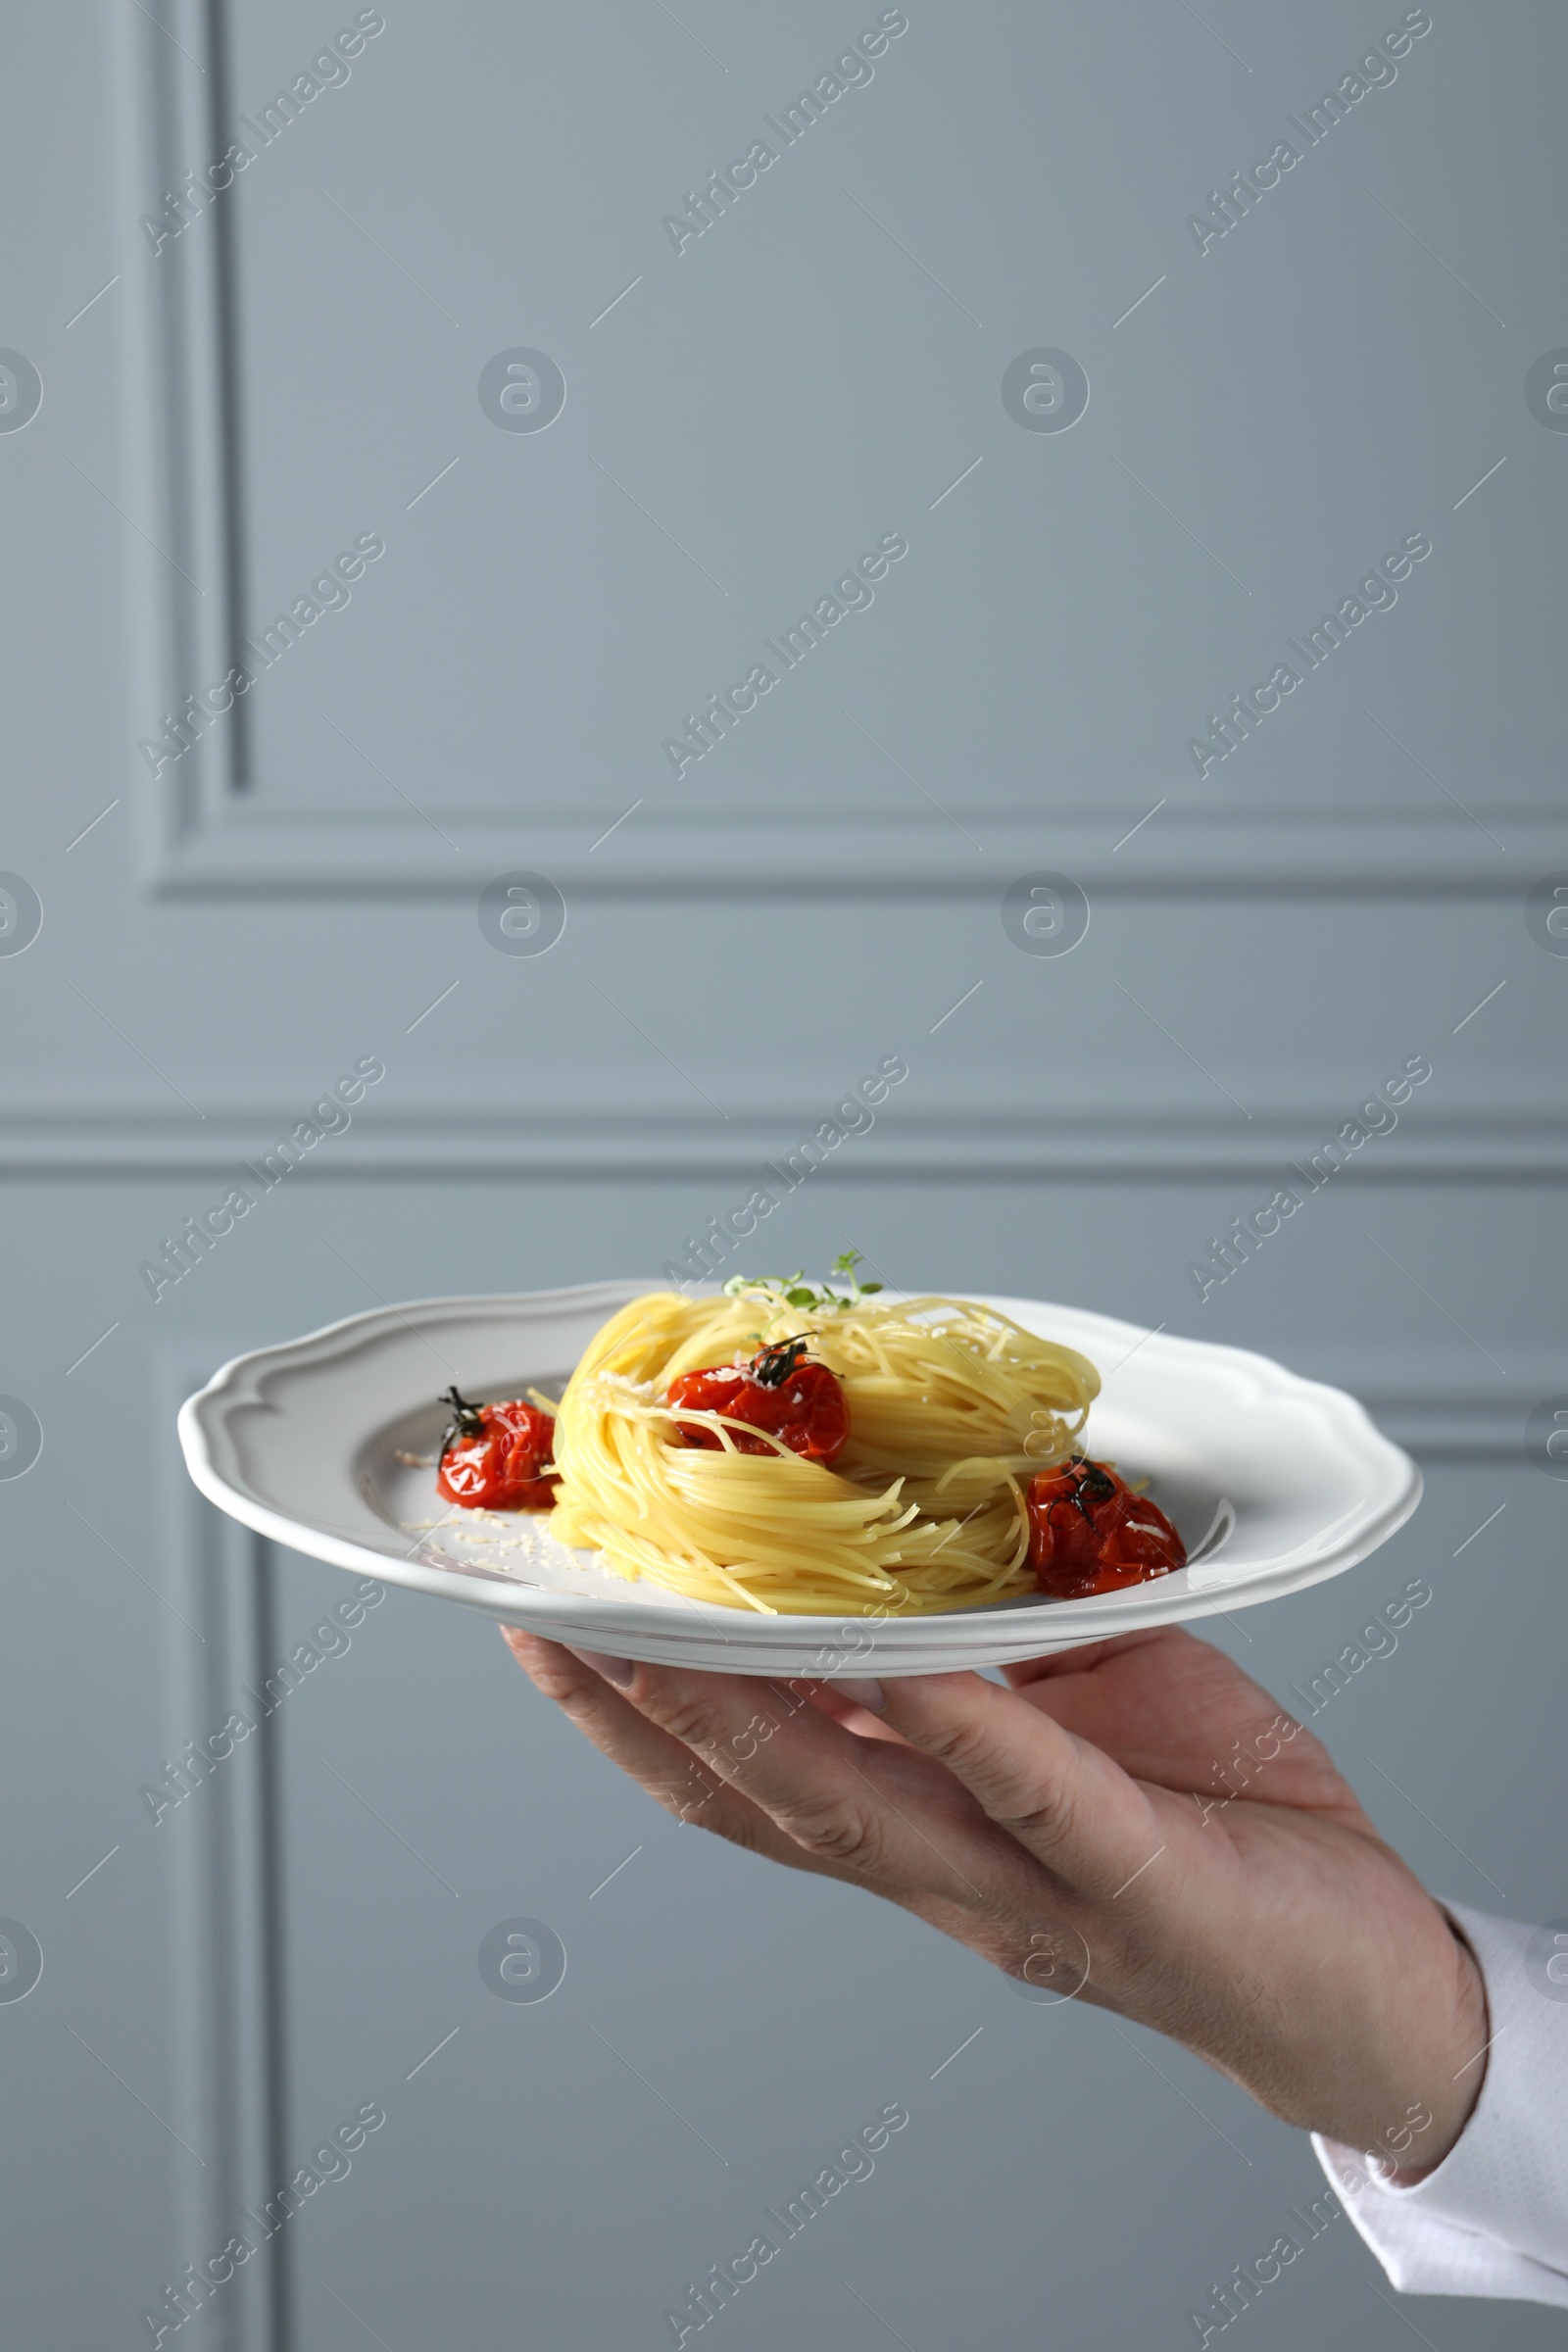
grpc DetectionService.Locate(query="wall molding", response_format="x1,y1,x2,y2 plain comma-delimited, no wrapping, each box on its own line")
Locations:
5,1104,1568,1179
124,13,1567,902
144,803,1568,900
1352,1393,1534,1465
158,1350,288,2352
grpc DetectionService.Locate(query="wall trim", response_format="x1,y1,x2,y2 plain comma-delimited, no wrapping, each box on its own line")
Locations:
144,806,1568,900
5,1105,1568,1179
124,14,1566,901
158,1349,288,2352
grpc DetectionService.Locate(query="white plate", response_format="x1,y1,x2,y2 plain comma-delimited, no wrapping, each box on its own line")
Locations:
177,1283,1421,1677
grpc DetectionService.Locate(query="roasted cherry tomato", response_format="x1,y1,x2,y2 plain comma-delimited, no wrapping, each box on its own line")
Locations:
436,1387,559,1510
667,1337,848,1465
1026,1456,1186,1599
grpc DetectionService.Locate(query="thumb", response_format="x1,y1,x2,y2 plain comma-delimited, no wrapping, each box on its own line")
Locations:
877,1671,1164,1899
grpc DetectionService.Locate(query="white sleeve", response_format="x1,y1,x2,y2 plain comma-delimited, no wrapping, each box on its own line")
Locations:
1311,1902,1568,2307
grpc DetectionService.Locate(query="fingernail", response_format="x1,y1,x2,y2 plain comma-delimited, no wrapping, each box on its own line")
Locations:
835,1677,887,1715
567,1647,636,1687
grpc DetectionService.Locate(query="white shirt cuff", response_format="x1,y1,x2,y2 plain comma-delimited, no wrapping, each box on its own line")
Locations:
1313,1901,1568,2307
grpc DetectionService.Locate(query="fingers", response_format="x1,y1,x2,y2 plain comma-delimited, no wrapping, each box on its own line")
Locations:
1002,1629,1172,1687
499,1630,792,1864
805,1680,909,1746
625,1660,980,1888
1002,1627,1365,1824
877,1670,1161,1897
508,1631,1166,1914
508,1633,1026,1911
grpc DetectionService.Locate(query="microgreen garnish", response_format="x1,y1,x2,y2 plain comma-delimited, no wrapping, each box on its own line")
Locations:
722,1250,884,1313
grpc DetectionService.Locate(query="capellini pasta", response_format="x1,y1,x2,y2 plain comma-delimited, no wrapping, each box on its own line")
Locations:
546,1279,1100,1616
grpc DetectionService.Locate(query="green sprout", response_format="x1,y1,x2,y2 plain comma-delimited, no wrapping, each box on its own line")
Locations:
721,1250,884,1312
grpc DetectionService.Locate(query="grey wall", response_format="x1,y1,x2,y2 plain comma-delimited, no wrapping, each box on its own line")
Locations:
1,1,1564,2347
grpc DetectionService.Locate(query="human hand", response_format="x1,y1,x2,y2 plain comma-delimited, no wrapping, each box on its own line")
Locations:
501,1624,1488,2170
